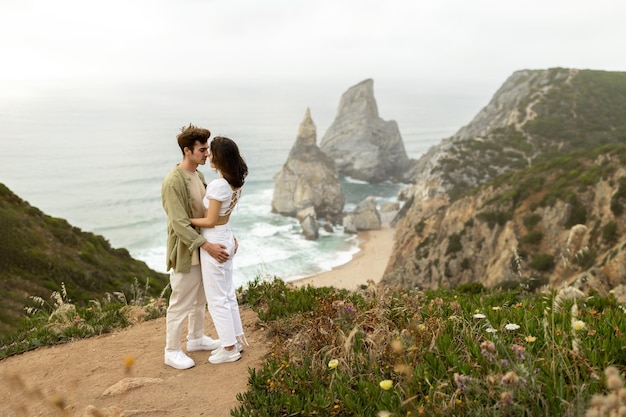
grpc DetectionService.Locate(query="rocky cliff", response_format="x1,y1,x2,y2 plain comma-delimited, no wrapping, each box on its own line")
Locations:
272,109,344,221
384,68,626,298
320,79,412,183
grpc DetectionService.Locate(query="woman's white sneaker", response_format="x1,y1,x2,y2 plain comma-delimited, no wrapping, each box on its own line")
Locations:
210,342,243,355
208,346,241,364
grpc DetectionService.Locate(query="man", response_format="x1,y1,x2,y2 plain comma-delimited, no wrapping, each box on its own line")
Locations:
161,124,228,369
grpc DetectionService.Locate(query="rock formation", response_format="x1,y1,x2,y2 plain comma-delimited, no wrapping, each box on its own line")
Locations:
320,79,411,183
343,196,382,234
272,109,345,224
297,206,319,241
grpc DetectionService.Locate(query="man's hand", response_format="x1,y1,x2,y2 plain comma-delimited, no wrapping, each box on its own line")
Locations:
201,241,229,263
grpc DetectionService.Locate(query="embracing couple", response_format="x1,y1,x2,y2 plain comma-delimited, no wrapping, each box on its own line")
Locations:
161,124,248,369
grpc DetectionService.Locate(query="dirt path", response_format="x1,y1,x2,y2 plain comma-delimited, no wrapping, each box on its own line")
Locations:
0,307,269,417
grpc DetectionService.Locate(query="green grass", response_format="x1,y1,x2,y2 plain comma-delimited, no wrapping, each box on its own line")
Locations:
233,277,626,417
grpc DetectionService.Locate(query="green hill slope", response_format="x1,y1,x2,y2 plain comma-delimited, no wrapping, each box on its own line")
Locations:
0,183,168,339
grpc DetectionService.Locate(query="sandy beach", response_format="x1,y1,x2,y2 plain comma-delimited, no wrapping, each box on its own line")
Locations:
291,223,395,291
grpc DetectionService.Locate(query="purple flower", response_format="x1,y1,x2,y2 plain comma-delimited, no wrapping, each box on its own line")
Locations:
511,344,526,360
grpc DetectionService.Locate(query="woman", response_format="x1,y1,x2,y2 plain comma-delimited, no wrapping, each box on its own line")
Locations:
190,136,249,364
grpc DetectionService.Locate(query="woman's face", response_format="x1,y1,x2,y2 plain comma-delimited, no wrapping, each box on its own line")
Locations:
208,148,216,169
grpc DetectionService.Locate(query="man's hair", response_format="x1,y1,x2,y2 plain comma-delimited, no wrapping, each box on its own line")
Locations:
176,123,211,155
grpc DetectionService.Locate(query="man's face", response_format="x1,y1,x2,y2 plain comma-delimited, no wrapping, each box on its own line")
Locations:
187,141,209,166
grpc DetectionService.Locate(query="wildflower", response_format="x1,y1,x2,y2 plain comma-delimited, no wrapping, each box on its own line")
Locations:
501,371,520,386
454,373,471,391
417,324,426,332
524,335,537,342
607,374,624,391
395,364,412,375
572,320,586,331
379,380,393,390
606,366,620,377
328,359,339,369
377,411,392,417
511,344,526,360
486,327,498,333
499,391,513,408
480,340,496,361
473,313,486,319
481,340,495,352
391,339,403,354
124,355,135,369
505,323,520,331
492,306,501,311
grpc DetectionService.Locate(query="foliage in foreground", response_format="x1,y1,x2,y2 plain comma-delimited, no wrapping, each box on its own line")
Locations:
2,276,625,416
235,278,626,417
0,279,167,359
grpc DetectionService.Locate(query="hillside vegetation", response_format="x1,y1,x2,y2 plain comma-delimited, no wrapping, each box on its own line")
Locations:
387,69,626,294
0,183,168,339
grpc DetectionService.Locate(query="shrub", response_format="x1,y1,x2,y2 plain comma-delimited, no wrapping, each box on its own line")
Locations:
521,230,543,245
602,221,618,243
531,254,555,271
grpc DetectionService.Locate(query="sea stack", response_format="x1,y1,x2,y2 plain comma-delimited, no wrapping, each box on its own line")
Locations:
272,109,345,231
320,79,411,183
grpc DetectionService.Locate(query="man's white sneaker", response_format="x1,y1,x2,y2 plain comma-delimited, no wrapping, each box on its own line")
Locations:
186,335,221,352
208,346,241,364
164,349,195,370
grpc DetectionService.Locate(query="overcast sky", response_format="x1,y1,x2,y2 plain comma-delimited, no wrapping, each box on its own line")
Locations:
1,0,626,98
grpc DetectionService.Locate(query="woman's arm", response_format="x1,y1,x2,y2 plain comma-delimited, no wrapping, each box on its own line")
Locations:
191,199,221,228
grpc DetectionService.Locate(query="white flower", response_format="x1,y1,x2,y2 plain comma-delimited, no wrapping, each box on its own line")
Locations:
572,320,586,331
486,327,498,333
505,323,521,331
473,313,486,319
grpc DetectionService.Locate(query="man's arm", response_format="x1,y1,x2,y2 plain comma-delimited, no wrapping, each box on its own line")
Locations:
163,179,229,263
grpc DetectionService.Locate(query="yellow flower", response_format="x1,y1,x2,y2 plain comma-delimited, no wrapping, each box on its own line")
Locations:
572,320,586,331
123,355,135,368
492,306,501,311
379,380,393,390
524,335,537,342
328,359,339,369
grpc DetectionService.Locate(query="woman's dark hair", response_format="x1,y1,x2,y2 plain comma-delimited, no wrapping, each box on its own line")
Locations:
210,136,248,188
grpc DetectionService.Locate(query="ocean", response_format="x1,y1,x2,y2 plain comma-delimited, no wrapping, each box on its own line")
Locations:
0,79,485,289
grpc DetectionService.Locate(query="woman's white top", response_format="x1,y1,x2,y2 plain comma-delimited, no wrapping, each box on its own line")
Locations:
204,178,241,216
